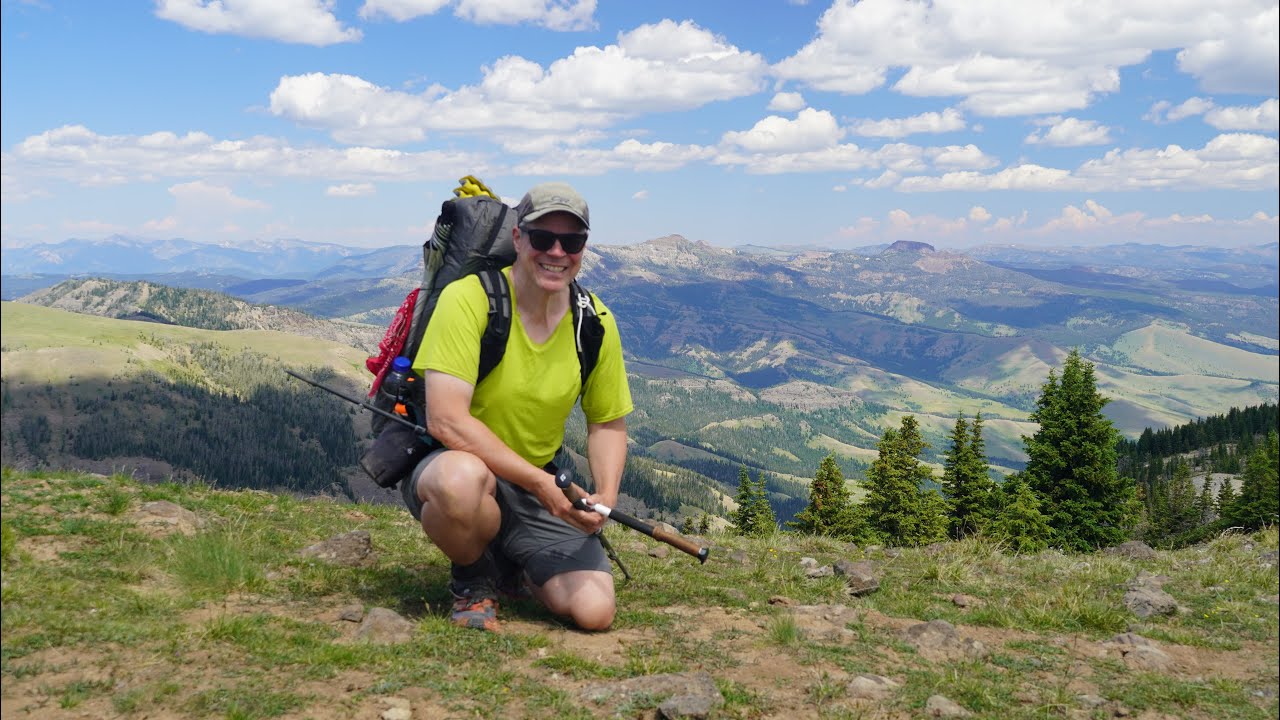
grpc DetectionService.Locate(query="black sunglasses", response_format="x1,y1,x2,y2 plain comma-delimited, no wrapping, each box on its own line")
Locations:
523,227,588,254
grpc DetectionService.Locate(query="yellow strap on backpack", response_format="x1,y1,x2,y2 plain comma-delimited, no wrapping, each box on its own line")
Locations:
452,175,498,199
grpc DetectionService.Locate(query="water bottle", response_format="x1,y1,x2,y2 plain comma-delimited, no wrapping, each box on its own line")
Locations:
382,356,413,404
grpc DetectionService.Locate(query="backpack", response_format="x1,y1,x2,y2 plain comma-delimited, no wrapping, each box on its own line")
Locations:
359,185,605,487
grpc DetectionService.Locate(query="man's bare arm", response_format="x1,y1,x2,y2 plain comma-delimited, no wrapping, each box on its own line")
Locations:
585,416,628,509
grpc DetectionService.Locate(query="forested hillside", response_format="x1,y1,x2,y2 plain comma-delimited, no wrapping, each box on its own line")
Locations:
21,278,381,352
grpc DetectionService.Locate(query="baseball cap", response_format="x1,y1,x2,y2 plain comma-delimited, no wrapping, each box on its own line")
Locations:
515,182,590,230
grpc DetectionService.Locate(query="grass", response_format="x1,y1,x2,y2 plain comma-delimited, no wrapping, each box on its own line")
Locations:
2,467,1277,719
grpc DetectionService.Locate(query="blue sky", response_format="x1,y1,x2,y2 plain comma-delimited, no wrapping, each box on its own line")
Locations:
2,0,1277,251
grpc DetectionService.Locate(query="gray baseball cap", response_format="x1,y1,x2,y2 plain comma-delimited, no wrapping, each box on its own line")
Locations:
515,181,590,230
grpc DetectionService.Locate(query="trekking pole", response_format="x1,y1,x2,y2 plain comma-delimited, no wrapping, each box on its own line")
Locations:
284,369,427,435
554,471,709,564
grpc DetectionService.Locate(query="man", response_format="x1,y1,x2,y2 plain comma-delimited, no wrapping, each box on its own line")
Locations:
402,181,632,632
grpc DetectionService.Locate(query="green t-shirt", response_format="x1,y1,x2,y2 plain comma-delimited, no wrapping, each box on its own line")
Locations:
414,267,633,467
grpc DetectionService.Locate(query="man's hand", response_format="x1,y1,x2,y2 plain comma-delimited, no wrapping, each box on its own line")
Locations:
537,474,606,534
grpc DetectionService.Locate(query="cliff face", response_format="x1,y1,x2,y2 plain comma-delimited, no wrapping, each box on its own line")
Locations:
885,240,936,253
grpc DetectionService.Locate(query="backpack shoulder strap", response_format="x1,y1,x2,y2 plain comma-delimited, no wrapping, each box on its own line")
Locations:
569,280,605,393
476,268,512,384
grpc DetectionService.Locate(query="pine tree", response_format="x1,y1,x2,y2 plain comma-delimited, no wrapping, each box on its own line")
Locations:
697,513,710,535
864,416,948,546
988,474,1052,554
750,472,778,536
1223,430,1279,531
1161,460,1199,540
1022,350,1139,551
941,413,997,538
731,465,759,537
1216,475,1238,516
1195,476,1216,525
789,454,855,536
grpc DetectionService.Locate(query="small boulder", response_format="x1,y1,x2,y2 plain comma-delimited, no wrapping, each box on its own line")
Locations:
799,557,820,570
127,501,202,536
847,674,899,700
299,530,377,568
648,545,670,559
338,604,365,622
926,694,973,718
1105,541,1157,561
582,671,722,716
902,620,987,662
834,559,880,596
1123,585,1177,618
356,607,415,644
951,593,980,608
805,565,834,579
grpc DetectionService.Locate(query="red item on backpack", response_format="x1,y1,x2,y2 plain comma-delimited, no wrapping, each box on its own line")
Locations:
366,288,420,397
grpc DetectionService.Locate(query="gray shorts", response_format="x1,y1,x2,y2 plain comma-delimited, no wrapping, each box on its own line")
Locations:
401,447,610,587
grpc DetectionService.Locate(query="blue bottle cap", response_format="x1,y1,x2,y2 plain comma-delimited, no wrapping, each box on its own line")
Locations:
392,356,412,372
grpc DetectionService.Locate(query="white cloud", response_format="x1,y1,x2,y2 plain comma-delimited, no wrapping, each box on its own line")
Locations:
512,139,715,175
898,164,1081,192
1205,99,1280,132
767,92,806,112
722,108,845,153
850,107,966,138
270,20,766,145
773,0,1279,115
454,0,596,30
832,184,847,192
326,183,376,197
632,189,649,200
359,0,450,21
1167,97,1216,122
968,206,991,223
142,216,179,232
1025,116,1113,146
155,0,361,45
169,180,268,211
927,144,999,170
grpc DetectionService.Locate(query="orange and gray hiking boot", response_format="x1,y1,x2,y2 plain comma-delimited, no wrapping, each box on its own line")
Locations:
448,580,500,632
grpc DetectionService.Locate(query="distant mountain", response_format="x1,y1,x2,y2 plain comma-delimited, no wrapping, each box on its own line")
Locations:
19,278,382,352
0,235,401,278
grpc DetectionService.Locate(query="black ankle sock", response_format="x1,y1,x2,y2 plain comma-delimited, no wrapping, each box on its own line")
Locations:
451,549,498,585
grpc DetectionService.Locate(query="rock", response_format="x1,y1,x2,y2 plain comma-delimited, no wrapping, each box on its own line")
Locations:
659,692,719,719
1105,541,1157,560
379,697,411,720
626,541,647,554
800,556,820,569
805,565,834,579
339,604,365,622
582,671,722,715
1259,550,1278,567
1102,633,1172,671
356,607,415,644
648,545,670,559
655,522,679,536
126,501,202,536
902,620,987,662
716,548,750,565
951,593,979,608
846,674,899,700
790,604,861,642
768,595,795,607
926,694,973,717
834,559,880,596
1077,694,1107,707
1123,586,1178,618
299,530,377,568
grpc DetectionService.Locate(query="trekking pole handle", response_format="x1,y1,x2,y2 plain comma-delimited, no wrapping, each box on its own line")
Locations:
555,472,709,564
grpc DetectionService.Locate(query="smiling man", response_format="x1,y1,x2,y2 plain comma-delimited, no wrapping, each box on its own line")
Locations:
404,182,633,632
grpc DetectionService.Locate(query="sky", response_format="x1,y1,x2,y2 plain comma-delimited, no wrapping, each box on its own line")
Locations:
1,0,1278,251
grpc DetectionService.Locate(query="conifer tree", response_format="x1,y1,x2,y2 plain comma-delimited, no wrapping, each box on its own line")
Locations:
941,413,997,538
1223,431,1279,531
864,416,948,546
1216,475,1238,517
750,472,778,536
988,474,1052,554
1160,460,1199,540
1022,350,1138,551
731,465,759,536
789,454,852,536
1195,476,1216,525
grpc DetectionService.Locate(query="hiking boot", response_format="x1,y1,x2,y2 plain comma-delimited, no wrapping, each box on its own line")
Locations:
449,580,500,632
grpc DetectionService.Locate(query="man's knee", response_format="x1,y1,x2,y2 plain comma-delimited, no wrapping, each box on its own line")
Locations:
570,595,615,632
537,571,615,631
420,451,493,511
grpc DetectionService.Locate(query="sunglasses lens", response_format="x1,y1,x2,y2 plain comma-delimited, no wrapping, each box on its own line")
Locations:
527,229,587,253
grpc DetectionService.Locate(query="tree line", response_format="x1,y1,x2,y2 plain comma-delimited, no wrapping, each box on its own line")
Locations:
731,350,1279,550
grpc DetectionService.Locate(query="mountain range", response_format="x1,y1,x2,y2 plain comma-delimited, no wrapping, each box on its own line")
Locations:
2,234,1276,516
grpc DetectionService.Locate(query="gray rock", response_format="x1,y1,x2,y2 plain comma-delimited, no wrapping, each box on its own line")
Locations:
846,673,900,700
626,541,647,554
715,547,750,564
1105,541,1157,560
648,544,670,559
1102,633,1173,671
1260,550,1278,566
1123,586,1178,618
356,607,415,644
805,565,834,579
339,604,365,622
127,501,202,536
379,697,411,720
799,556,820,569
834,559,880,596
902,620,987,661
767,595,795,607
1077,694,1107,707
582,671,722,714
951,593,979,608
659,692,720,719
655,522,679,536
926,694,973,717
789,604,861,642
299,530,377,568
